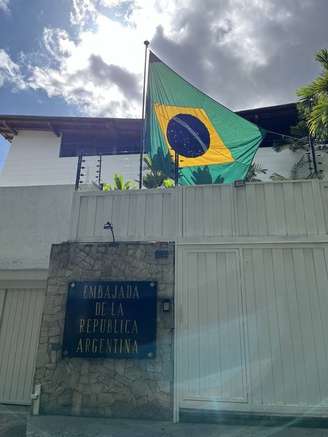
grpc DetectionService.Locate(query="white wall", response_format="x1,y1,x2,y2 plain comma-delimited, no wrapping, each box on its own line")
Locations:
71,180,328,242
254,148,304,180
0,130,140,187
0,185,74,270
0,131,77,186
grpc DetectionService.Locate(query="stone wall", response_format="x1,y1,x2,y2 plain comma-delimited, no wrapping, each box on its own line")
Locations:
34,241,174,420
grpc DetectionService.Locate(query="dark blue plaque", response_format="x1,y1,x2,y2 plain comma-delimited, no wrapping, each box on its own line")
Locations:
62,281,157,359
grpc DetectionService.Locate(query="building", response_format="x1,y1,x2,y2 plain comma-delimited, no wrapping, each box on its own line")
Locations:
3,103,328,425
0,103,299,187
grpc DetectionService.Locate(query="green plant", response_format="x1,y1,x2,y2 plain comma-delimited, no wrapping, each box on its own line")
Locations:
142,155,166,188
142,154,175,188
162,178,175,188
103,174,137,191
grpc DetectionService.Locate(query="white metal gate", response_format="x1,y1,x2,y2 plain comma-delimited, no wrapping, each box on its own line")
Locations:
242,245,328,412
176,243,328,416
175,247,247,411
0,287,45,404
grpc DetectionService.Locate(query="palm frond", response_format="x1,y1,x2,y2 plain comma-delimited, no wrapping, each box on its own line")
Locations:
315,48,328,71
103,174,137,191
297,48,328,141
102,183,112,192
309,95,328,138
124,180,137,190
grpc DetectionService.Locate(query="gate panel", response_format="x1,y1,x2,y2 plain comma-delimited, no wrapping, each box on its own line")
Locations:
177,248,246,407
243,246,328,409
177,244,328,416
0,288,45,404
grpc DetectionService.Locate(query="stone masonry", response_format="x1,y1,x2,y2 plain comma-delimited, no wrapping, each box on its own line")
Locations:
33,241,174,420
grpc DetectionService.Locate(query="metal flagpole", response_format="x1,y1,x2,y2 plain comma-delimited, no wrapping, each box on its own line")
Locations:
138,40,150,189
174,152,179,186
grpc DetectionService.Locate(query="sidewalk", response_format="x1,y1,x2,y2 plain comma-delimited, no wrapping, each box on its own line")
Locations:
0,404,28,437
27,414,328,437
2,404,328,437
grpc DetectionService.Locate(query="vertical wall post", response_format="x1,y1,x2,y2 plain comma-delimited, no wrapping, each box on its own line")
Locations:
75,154,83,191
309,134,318,177
308,98,318,177
97,154,102,186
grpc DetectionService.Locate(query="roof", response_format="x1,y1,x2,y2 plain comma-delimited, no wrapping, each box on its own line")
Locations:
238,102,298,147
0,103,298,155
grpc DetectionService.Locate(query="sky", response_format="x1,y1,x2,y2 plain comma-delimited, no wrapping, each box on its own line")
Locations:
0,0,328,169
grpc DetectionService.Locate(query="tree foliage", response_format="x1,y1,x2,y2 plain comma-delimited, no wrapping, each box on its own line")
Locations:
269,49,328,180
297,48,328,141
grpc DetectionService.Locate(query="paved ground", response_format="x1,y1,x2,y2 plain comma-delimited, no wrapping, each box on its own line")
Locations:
3,404,328,437
0,404,28,437
27,415,328,437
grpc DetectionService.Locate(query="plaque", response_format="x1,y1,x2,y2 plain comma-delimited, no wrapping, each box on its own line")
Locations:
62,281,157,358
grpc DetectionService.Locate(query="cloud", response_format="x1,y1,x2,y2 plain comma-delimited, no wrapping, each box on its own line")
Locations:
43,28,76,62
149,0,328,110
88,55,140,100
0,49,26,90
25,0,191,116
0,0,9,13
5,0,328,116
27,28,141,116
70,0,97,28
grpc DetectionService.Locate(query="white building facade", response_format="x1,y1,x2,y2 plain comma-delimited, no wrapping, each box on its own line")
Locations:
1,110,328,422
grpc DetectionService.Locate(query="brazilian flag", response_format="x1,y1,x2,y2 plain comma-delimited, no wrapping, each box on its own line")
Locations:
145,52,266,185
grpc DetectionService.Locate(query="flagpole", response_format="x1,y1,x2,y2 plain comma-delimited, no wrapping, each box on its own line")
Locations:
139,40,150,189
174,152,179,186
